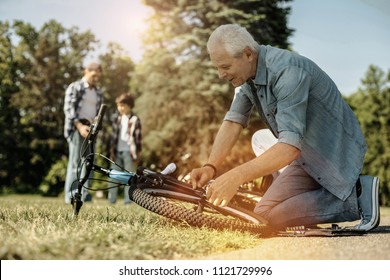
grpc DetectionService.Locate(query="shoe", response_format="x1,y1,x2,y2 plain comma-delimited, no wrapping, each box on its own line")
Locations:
65,197,71,204
354,176,380,231
84,193,93,203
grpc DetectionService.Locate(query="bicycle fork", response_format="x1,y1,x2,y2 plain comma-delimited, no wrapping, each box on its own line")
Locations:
71,160,93,219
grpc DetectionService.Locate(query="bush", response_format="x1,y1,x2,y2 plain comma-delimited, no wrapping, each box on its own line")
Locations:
39,156,67,197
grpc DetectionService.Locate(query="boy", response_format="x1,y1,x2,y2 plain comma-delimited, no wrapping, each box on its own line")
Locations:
108,93,142,204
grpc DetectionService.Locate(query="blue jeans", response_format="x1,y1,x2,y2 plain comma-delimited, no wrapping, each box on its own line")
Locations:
252,129,360,228
64,132,92,203
254,161,360,228
108,151,136,204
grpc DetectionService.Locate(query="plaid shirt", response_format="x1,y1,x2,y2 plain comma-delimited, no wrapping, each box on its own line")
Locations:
110,113,142,161
63,78,103,139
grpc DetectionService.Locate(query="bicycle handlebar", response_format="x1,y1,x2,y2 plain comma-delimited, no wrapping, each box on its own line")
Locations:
80,103,107,183
89,104,107,143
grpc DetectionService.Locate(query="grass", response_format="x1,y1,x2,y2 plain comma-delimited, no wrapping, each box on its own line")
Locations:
0,195,262,260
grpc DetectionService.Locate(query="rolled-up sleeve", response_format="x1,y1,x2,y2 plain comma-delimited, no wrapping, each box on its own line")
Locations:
278,130,303,150
273,66,311,150
224,86,253,128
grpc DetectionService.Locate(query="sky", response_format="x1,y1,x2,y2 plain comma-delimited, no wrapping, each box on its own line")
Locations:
1,0,389,95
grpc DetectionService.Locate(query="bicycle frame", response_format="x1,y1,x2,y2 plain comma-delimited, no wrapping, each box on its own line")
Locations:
71,104,267,233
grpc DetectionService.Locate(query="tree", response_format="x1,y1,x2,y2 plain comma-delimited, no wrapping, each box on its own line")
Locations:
99,42,135,108
98,42,135,157
0,19,98,194
0,21,24,192
0,18,137,195
132,0,293,176
345,65,390,206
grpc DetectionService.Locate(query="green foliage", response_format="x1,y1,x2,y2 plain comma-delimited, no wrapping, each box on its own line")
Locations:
0,20,98,194
345,65,390,206
98,43,136,158
133,0,292,175
99,42,135,115
0,20,134,195
0,2,293,194
0,22,22,192
39,156,68,196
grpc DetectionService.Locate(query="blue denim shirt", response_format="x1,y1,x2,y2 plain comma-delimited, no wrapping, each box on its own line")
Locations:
224,45,366,201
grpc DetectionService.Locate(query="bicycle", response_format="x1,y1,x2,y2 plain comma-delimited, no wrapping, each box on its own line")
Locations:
71,104,272,234
71,104,366,237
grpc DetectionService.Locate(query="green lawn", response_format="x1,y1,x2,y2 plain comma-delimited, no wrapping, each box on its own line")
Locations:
0,195,262,260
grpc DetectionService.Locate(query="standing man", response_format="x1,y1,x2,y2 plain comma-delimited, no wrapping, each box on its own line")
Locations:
63,62,103,203
190,24,380,231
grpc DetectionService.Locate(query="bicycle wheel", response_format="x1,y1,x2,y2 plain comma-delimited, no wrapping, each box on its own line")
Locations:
129,183,271,235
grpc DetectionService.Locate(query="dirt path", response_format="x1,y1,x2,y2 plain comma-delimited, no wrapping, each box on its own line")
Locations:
200,207,390,260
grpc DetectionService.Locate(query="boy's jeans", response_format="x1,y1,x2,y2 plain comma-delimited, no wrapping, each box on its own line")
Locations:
108,151,136,204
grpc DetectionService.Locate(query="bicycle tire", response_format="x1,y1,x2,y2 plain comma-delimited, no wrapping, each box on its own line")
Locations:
129,184,271,235
139,185,261,223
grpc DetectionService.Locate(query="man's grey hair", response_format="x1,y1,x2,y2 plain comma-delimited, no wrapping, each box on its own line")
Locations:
207,24,258,57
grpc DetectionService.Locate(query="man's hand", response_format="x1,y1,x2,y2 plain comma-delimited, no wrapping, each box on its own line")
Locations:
190,166,214,189
206,170,241,207
76,123,90,138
